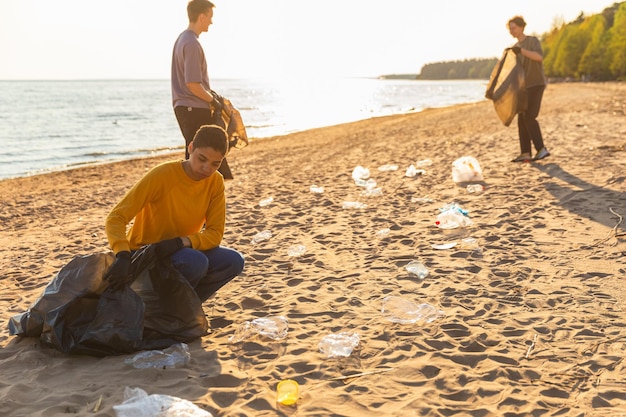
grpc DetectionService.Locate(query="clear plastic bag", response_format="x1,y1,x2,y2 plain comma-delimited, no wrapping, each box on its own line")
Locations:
113,386,213,417
452,156,483,183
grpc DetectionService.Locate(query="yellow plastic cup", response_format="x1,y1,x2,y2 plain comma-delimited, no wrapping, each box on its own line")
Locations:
276,379,299,406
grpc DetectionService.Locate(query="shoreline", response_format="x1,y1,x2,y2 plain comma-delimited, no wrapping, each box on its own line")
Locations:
1,81,625,416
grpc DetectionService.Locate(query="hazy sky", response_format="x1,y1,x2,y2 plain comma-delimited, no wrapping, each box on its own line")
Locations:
0,0,614,80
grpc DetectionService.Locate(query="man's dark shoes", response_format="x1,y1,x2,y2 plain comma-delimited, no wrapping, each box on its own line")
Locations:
533,147,550,161
511,153,532,163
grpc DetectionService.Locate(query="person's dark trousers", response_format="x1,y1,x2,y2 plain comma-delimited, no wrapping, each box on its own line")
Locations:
174,106,233,179
517,85,546,155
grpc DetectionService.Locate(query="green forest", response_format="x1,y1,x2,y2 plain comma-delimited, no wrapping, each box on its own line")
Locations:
385,2,626,81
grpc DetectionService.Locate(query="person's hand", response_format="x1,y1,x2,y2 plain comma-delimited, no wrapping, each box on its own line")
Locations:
103,251,132,290
154,237,184,259
511,46,521,55
210,94,223,113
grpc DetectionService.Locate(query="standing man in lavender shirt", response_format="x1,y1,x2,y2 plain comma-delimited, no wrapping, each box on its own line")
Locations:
171,0,233,179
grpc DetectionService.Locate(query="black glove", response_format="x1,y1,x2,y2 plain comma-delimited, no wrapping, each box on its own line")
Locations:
511,46,521,55
154,237,184,259
210,94,223,114
103,251,132,290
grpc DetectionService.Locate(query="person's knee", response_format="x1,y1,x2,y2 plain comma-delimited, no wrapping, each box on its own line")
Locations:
231,250,245,276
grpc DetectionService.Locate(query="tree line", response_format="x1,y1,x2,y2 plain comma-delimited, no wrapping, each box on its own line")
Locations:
386,2,626,82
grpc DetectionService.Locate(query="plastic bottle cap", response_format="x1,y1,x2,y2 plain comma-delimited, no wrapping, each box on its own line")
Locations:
277,379,299,406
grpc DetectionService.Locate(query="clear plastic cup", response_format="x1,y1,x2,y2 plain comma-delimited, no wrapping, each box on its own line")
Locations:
277,379,299,406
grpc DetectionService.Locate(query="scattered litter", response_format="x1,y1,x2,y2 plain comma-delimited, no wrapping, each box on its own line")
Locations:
229,316,289,343
287,244,306,257
375,228,391,238
416,159,433,168
378,164,398,172
352,166,370,181
411,196,434,203
452,156,483,183
381,296,444,324
276,379,299,406
251,230,272,244
318,332,360,358
113,387,213,417
124,343,190,369
436,203,473,229
259,197,274,207
466,184,484,194
405,260,429,279
460,237,480,250
310,185,325,193
431,242,457,250
361,187,382,197
405,165,425,178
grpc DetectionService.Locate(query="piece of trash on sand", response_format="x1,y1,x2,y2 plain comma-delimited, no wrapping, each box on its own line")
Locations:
259,196,274,207
405,260,429,279
318,332,360,358
381,296,444,324
251,230,272,244
378,164,398,172
431,242,457,250
124,343,190,369
229,316,289,343
287,244,306,257
113,386,213,417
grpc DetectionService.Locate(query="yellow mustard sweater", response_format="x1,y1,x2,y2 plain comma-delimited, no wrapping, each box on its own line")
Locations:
105,160,225,254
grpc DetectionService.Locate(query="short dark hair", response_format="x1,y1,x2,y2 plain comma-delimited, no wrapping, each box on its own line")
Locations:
187,0,215,22
192,125,228,155
508,16,526,28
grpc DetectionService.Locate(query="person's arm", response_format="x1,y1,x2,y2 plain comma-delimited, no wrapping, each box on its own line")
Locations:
105,172,158,254
519,48,543,62
186,82,219,104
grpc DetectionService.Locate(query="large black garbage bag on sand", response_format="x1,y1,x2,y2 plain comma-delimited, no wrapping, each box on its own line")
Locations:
8,245,209,356
485,48,527,127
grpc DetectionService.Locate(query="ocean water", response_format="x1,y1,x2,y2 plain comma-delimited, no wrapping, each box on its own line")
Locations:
0,78,487,180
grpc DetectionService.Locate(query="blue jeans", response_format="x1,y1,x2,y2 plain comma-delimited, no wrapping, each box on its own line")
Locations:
170,246,244,302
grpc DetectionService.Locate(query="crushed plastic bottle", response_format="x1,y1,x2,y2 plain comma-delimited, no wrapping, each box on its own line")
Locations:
229,316,289,343
310,185,325,193
259,197,274,207
251,230,272,244
381,296,444,324
124,343,190,369
405,260,429,279
318,332,360,358
466,184,484,194
287,244,306,257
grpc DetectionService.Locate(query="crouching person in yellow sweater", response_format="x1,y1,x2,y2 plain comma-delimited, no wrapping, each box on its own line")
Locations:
104,124,244,302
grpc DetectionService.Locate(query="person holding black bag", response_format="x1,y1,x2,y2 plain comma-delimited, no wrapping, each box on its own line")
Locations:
507,16,551,163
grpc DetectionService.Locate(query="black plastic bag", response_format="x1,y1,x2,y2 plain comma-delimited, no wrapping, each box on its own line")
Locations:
9,245,208,356
485,48,528,126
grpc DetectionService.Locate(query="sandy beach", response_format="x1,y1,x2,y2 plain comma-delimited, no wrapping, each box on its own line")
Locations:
1,82,625,416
